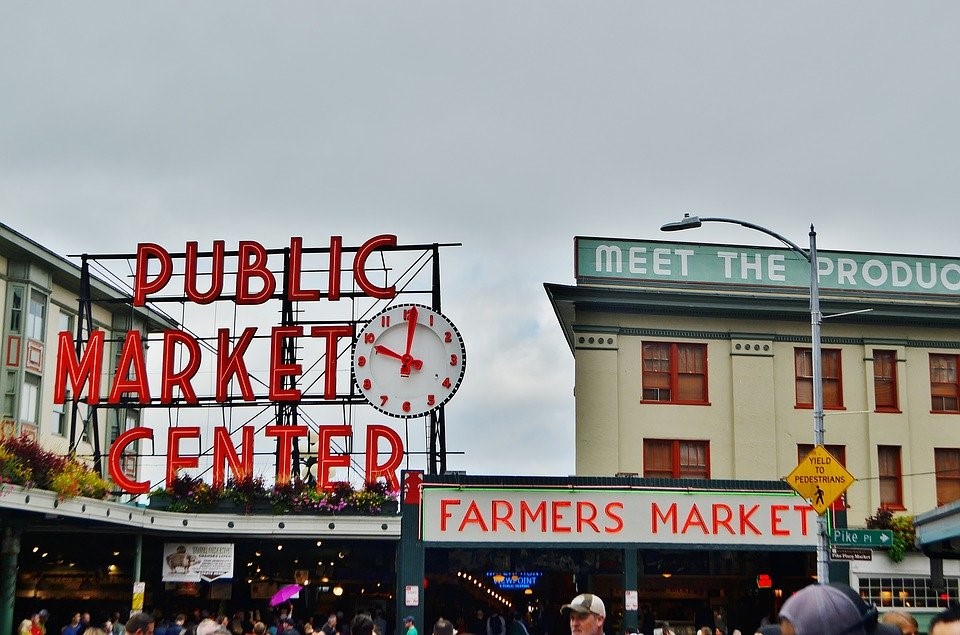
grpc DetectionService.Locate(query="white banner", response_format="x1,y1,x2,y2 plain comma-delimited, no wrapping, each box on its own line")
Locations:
422,487,818,547
162,543,235,582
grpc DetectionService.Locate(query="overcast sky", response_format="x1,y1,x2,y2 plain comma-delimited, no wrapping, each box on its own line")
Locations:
3,2,960,481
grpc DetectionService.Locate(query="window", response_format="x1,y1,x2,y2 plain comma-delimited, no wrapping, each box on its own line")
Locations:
641,342,708,404
873,350,899,411
935,449,960,506
19,373,40,424
798,444,847,512
931,354,960,413
643,439,710,479
52,389,69,437
795,348,843,408
26,290,46,341
878,445,904,509
58,309,74,337
8,286,23,333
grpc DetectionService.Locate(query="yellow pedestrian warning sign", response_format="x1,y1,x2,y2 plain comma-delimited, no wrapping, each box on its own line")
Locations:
786,445,855,515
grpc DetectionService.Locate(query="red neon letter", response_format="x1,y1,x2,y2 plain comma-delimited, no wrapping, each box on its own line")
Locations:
212,425,254,489
269,326,303,401
328,235,342,301
216,327,256,402
364,425,403,491
236,241,276,305
184,240,225,304
166,427,201,487
287,237,320,302
604,502,625,534
108,427,153,494
315,425,351,491
310,325,352,399
440,498,461,531
133,243,173,306
54,330,104,405
353,234,397,299
770,504,790,536
108,331,151,404
161,330,201,403
264,425,308,484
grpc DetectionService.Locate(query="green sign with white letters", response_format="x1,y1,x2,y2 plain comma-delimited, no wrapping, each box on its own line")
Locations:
830,528,894,549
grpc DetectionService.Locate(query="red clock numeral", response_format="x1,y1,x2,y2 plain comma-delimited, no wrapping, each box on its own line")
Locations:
402,401,411,412
380,395,389,406
403,308,416,322
364,332,375,344
429,314,435,326
442,377,451,389
444,331,452,343
427,394,435,406
449,354,458,366
357,356,366,367
363,378,372,390
381,315,390,327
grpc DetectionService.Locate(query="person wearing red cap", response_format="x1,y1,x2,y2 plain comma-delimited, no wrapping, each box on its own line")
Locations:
561,594,606,635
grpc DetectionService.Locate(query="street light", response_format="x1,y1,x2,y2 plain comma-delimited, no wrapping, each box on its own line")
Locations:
660,213,829,584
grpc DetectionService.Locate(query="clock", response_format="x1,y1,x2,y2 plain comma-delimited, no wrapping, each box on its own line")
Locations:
352,303,466,418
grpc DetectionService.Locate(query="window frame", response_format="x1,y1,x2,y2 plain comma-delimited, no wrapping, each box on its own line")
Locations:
930,353,960,414
25,289,46,342
641,342,709,405
19,372,41,425
935,448,960,507
878,445,904,510
795,347,844,409
643,439,710,479
873,349,900,412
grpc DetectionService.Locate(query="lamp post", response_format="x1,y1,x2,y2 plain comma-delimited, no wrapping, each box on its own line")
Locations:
660,213,829,584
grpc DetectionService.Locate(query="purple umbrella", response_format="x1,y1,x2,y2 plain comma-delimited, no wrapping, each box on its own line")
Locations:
270,584,302,607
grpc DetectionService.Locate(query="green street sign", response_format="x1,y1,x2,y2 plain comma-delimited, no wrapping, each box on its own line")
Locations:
831,528,894,549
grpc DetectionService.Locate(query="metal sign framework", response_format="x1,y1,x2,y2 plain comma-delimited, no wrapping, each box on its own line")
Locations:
66,238,460,483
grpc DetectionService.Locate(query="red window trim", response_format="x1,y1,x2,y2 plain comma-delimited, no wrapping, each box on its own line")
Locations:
642,439,711,479
794,347,844,409
873,349,900,413
877,445,904,510
641,342,709,406
930,353,960,414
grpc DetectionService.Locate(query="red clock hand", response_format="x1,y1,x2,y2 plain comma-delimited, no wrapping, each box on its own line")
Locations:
373,344,423,377
374,345,404,360
397,306,423,377
404,306,418,357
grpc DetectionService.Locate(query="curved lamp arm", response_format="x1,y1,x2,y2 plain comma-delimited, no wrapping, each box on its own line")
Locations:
661,214,811,263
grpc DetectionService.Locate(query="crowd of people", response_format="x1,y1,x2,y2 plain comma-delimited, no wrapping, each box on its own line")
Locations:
19,585,960,635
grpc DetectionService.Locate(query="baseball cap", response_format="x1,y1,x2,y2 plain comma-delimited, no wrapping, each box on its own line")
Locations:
38,610,49,618
561,593,606,618
404,616,415,623
779,584,900,635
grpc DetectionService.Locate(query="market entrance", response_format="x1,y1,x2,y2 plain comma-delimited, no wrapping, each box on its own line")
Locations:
422,547,812,635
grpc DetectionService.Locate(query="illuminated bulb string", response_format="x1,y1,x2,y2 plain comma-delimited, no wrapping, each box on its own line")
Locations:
456,571,512,608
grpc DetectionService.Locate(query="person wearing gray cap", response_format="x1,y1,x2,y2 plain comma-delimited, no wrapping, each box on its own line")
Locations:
561,593,606,635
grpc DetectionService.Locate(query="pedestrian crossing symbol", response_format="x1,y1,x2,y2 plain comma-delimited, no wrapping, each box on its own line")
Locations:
786,445,855,515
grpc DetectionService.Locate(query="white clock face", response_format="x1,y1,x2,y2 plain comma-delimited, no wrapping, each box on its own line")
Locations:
352,303,466,418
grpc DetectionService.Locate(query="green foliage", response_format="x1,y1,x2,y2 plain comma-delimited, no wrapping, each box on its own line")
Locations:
865,506,916,563
0,445,33,485
151,475,399,515
0,435,111,500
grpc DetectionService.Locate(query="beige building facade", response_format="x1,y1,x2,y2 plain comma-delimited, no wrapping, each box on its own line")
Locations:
547,236,960,523
0,222,172,486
